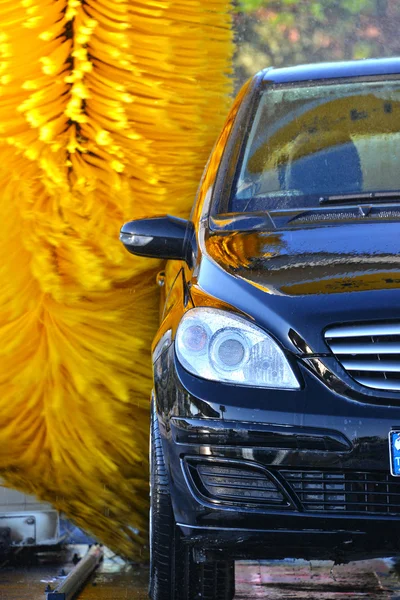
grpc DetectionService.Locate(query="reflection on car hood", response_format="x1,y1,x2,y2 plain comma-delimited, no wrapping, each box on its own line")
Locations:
205,222,400,296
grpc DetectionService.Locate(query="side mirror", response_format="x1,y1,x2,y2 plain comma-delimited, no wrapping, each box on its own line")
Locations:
120,215,195,266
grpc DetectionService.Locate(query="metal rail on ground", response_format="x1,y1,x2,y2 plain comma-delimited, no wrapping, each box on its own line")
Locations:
45,544,103,600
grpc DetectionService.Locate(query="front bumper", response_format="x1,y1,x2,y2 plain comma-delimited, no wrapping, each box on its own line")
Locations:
154,346,400,561
179,521,400,562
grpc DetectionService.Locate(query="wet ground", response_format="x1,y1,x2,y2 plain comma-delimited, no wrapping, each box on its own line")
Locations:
2,546,400,599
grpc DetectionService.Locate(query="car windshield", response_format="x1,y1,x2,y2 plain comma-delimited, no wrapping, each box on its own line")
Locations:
228,78,400,213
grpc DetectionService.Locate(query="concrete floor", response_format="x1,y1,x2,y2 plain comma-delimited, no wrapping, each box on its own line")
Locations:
0,545,73,600
2,546,400,599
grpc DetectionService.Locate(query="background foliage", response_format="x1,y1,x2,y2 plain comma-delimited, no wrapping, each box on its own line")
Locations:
234,0,400,86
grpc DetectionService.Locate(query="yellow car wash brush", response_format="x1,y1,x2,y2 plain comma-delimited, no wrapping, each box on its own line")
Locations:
0,0,233,557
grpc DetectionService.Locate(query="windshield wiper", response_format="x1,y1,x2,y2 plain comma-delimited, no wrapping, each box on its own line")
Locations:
319,191,400,205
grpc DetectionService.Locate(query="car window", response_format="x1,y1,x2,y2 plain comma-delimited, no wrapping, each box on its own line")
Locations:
229,78,400,212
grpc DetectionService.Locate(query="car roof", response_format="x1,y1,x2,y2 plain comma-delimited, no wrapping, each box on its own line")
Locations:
260,57,400,85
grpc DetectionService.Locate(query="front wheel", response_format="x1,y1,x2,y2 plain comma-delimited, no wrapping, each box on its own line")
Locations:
149,402,235,600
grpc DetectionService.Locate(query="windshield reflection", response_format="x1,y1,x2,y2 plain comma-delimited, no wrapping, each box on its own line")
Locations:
230,79,400,212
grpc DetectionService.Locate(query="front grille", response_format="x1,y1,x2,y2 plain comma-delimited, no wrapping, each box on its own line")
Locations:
185,460,289,508
325,322,400,391
283,470,400,514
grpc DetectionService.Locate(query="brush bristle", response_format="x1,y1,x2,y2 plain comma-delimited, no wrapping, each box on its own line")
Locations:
0,0,233,557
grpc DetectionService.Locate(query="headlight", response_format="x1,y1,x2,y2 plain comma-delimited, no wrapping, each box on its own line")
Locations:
175,308,299,389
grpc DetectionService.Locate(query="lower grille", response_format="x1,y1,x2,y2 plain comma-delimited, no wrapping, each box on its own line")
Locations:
185,460,289,508
283,470,400,515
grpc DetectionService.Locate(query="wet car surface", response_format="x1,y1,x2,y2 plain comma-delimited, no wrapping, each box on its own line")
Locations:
119,58,400,599
3,547,400,599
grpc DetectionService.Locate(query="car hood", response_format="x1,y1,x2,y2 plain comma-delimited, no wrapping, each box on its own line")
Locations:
196,221,400,355
205,221,400,297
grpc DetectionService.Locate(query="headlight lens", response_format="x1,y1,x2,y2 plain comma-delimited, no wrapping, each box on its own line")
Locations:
175,308,299,389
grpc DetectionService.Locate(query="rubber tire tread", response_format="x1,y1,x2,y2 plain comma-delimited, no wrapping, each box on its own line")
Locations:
194,561,235,600
149,404,188,600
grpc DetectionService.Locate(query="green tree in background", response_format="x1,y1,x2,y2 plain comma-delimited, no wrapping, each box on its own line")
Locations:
234,0,400,86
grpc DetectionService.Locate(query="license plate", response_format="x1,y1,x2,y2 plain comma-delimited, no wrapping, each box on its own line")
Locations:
389,431,400,476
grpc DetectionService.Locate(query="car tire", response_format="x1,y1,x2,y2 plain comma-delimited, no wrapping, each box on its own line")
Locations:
193,561,235,600
149,402,235,600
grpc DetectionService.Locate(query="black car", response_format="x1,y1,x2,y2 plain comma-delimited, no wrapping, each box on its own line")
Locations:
121,58,400,600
